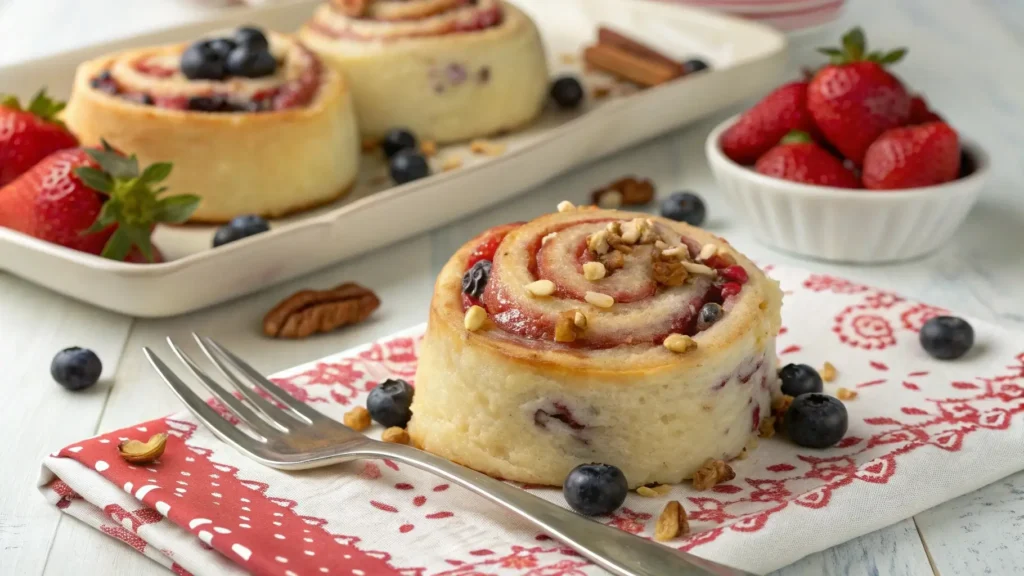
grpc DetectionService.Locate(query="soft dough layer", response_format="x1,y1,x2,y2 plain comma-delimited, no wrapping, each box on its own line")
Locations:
299,1,549,143
409,209,784,488
63,34,360,223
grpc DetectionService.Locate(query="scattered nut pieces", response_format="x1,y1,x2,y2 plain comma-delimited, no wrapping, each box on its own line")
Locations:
715,248,737,266
692,459,734,491
263,283,380,339
585,291,615,308
441,155,463,171
555,310,586,343
590,177,655,207
619,219,643,244
582,261,607,281
681,261,716,276
343,406,371,431
557,200,577,213
382,427,410,445
469,139,507,157
118,433,167,464
464,305,487,332
822,361,837,383
758,416,776,439
601,250,625,271
837,387,858,401
574,310,588,329
587,230,611,254
653,260,688,287
654,500,690,541
420,140,438,157
663,333,697,354
525,279,557,297
698,243,717,261
772,394,794,415
594,189,624,209
636,486,660,498
661,246,687,259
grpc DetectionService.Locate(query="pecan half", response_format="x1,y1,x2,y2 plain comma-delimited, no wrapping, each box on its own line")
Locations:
263,283,380,339
591,177,655,207
692,459,735,491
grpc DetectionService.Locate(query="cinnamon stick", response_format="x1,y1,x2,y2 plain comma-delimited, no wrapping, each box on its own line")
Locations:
598,27,684,76
584,44,680,87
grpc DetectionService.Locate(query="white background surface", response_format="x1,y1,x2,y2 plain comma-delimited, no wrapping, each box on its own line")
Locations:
1,0,1023,574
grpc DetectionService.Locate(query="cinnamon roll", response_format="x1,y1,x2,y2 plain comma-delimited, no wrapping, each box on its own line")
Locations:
299,0,549,143
62,29,360,223
409,207,784,488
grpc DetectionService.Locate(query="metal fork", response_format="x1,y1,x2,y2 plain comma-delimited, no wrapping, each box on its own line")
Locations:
144,335,753,576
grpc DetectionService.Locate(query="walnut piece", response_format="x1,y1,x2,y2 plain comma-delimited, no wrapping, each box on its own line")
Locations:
555,310,585,343
602,250,625,271
591,177,655,207
382,427,410,444
692,459,735,491
343,406,372,431
118,433,167,464
653,259,687,287
263,283,380,339
758,415,777,439
654,500,690,541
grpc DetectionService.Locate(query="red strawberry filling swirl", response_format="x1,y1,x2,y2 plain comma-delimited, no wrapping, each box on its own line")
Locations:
308,0,504,41
462,218,750,350
88,44,323,112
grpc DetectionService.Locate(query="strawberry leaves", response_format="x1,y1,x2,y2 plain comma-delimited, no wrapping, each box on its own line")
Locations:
817,27,906,67
73,140,200,262
0,89,67,126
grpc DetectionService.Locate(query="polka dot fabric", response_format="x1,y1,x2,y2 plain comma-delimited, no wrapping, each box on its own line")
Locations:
38,267,1024,575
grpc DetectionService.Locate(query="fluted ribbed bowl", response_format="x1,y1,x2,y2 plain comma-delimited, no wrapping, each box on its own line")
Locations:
706,115,990,264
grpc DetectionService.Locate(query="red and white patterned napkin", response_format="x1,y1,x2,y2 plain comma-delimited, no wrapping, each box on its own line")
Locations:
38,266,1024,576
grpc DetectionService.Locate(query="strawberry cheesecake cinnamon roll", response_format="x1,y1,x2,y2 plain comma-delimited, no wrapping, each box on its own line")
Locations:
299,0,548,143
409,206,783,488
63,28,359,222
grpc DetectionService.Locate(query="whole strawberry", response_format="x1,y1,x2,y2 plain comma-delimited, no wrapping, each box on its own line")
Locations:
0,142,200,261
0,90,79,187
808,28,911,166
755,131,860,189
908,95,944,125
862,122,960,190
720,81,817,165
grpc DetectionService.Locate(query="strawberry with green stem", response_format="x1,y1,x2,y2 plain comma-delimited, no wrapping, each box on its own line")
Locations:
0,89,79,186
0,141,200,262
755,130,860,189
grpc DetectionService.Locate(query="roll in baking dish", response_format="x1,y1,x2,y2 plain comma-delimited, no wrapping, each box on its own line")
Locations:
410,207,783,488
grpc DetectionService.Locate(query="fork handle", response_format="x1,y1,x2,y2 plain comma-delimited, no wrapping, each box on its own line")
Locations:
352,444,752,576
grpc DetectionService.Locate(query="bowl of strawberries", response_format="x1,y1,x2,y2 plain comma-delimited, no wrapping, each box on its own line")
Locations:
706,28,989,263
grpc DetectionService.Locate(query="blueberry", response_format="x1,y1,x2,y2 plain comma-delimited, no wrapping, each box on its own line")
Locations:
461,260,492,299
562,463,628,516
696,302,723,331
234,26,270,52
683,58,710,74
366,379,415,428
51,347,102,391
390,150,431,184
660,192,706,226
550,76,584,109
382,128,418,159
124,93,154,106
920,316,974,360
207,38,237,59
785,393,848,449
779,364,823,397
181,42,227,81
212,214,270,247
187,95,230,112
226,46,277,79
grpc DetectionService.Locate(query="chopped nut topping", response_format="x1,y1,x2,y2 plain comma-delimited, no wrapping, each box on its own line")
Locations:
715,249,737,266
602,250,625,271
619,218,645,244
758,416,776,438
692,459,734,491
837,387,858,401
698,243,717,261
541,232,557,245
654,240,668,250
441,155,463,171
573,310,588,329
606,221,622,235
663,333,697,354
525,279,557,297
557,200,577,213
822,361,837,383
587,231,611,255
583,261,607,281
585,291,615,308
654,500,690,541
681,261,716,276
555,310,586,343
652,484,673,495
636,486,659,498
382,427,410,445
470,139,506,156
661,246,687,259
343,406,371,431
263,283,380,339
420,140,438,157
591,177,655,206
464,305,487,331
118,433,167,464
594,189,624,209
653,259,687,287
772,394,794,414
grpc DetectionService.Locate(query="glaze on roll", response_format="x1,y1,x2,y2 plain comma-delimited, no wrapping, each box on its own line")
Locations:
409,206,784,488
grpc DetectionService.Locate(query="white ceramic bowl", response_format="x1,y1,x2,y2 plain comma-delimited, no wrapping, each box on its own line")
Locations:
706,115,990,263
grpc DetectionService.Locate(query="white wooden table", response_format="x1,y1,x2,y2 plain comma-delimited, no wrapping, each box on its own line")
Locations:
2,0,1024,574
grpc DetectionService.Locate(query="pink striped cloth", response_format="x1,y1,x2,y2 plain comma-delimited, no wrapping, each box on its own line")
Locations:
653,0,845,32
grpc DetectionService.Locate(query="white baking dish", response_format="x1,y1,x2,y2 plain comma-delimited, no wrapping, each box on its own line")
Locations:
0,0,786,317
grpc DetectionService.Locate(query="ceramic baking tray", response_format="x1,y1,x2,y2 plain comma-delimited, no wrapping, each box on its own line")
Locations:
0,0,785,317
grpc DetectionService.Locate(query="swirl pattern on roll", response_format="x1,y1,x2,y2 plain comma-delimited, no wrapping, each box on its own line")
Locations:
307,0,504,40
